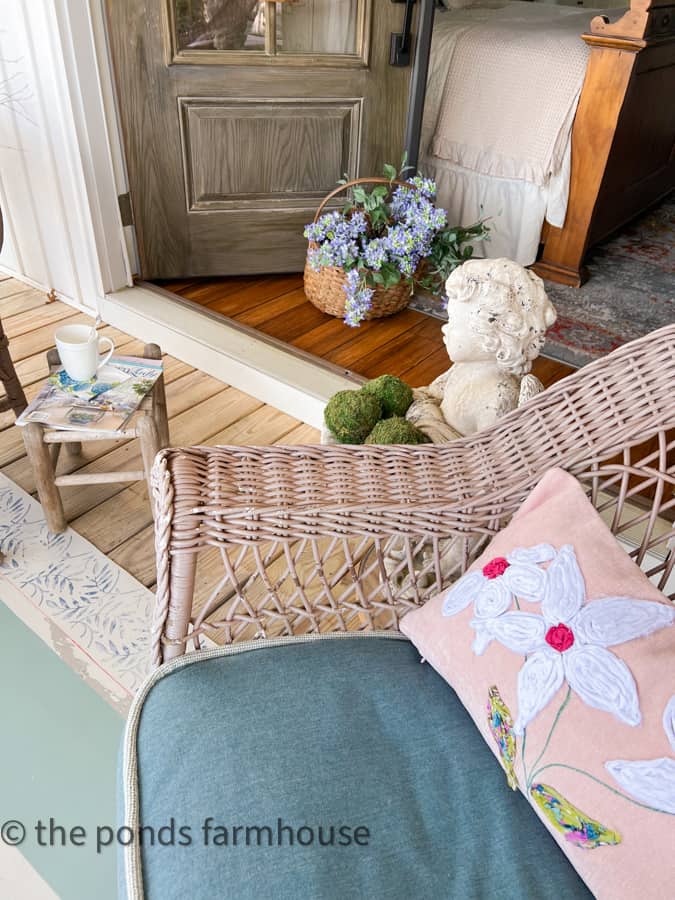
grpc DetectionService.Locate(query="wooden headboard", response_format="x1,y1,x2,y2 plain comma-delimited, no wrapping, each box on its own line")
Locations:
533,0,675,286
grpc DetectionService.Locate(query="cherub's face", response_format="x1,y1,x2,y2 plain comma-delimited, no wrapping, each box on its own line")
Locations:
442,299,492,364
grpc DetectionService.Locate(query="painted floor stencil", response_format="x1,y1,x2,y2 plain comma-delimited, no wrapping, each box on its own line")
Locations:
0,472,154,714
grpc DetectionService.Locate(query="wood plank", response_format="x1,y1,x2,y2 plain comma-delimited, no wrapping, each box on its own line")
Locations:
235,287,311,328
532,356,573,388
279,423,321,444
399,345,449,387
329,315,439,376
168,276,264,304
70,483,158,556
0,280,41,300
291,315,366,358
153,278,201,294
0,423,28,468
2,301,79,338
254,300,333,344
322,310,426,371
0,288,49,318
195,276,303,317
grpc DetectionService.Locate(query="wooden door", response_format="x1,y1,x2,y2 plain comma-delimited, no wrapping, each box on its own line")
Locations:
106,1,411,278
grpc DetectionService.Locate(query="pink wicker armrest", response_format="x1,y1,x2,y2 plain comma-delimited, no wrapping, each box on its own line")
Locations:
150,325,675,665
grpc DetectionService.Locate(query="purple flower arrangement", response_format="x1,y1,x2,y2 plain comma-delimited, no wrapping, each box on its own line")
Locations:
304,164,488,326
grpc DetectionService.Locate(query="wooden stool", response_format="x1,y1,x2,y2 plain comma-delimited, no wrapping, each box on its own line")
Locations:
0,314,27,418
22,343,170,534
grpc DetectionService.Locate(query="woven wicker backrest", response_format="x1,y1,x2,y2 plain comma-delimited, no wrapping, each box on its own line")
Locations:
151,325,675,665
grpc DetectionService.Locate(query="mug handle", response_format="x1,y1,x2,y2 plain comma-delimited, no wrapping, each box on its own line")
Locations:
97,336,114,370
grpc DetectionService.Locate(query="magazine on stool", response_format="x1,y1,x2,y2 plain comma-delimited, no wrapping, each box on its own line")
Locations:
16,355,163,433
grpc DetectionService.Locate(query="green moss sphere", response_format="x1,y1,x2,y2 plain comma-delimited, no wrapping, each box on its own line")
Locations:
365,417,430,445
362,375,413,418
324,390,382,444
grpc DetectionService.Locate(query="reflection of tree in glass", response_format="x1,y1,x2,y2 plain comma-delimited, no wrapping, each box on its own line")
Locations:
174,0,207,49
175,0,262,51
204,0,261,50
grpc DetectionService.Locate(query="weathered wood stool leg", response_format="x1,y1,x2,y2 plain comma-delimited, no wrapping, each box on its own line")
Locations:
47,348,81,456
144,343,170,449
138,413,162,485
63,441,83,459
0,318,27,416
22,423,67,533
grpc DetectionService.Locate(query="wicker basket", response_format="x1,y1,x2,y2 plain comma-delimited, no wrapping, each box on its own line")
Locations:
304,176,416,321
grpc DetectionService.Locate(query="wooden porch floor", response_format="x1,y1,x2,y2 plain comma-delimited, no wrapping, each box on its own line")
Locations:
158,274,575,388
0,276,318,594
1,272,574,601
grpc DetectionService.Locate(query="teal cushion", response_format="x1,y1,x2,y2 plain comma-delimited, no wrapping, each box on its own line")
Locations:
121,635,590,899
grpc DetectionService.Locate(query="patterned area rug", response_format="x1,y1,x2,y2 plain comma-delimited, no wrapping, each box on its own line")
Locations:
0,472,154,714
410,195,675,368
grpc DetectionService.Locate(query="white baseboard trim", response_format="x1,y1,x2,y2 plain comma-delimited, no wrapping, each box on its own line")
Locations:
101,284,362,429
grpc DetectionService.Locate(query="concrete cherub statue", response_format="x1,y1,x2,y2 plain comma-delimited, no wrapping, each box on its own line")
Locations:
385,258,556,591
406,258,557,441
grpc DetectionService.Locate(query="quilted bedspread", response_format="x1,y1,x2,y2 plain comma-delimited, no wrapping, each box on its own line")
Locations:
427,3,610,186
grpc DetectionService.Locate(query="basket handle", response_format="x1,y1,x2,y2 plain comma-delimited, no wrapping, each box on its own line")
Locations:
313,176,416,224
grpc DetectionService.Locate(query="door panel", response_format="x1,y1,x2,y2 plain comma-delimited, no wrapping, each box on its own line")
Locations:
106,0,410,278
180,98,362,209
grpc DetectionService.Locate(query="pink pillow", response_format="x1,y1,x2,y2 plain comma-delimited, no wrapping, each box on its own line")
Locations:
400,468,675,899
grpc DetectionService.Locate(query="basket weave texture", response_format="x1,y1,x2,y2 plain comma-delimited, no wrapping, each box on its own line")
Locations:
304,256,412,319
303,177,415,320
150,324,675,666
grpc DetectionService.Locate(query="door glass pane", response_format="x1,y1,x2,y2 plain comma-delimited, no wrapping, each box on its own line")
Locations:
278,1,359,55
174,0,267,51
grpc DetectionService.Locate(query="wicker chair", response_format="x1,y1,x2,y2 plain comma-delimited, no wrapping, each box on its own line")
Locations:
149,324,675,667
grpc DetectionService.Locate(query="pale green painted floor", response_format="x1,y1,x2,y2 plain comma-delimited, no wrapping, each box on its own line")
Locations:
0,600,124,900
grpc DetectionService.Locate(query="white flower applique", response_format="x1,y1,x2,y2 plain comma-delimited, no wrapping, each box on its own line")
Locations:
605,694,675,815
442,544,556,653
467,544,675,735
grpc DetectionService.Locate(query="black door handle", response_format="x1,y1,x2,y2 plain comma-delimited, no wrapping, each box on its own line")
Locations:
390,0,417,67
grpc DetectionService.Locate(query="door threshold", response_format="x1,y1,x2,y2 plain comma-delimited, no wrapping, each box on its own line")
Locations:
101,282,363,430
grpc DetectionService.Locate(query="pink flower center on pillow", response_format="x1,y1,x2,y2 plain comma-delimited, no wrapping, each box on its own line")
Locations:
482,557,510,579
545,623,575,653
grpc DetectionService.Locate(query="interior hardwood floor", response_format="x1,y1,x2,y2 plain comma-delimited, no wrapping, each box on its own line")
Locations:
157,274,575,388
0,276,318,595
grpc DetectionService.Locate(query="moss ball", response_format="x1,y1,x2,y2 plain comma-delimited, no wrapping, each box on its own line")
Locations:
365,417,430,445
362,375,413,418
324,389,382,444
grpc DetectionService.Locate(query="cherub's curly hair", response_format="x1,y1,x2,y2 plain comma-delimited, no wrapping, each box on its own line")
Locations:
445,258,556,377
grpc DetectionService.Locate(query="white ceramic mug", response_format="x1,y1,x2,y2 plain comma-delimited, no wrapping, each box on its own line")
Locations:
54,324,114,382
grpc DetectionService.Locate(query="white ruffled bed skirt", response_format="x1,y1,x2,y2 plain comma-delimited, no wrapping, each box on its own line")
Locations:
422,146,571,267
